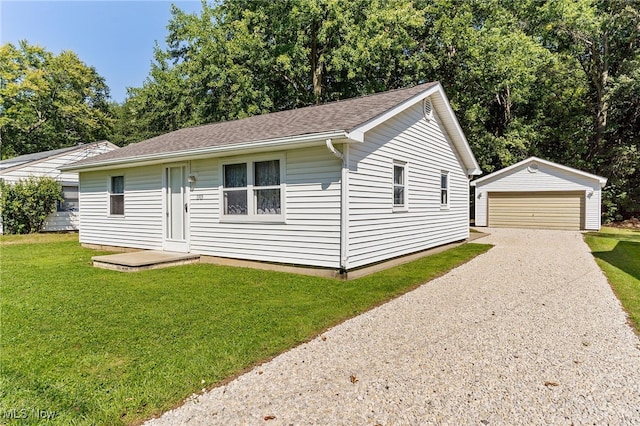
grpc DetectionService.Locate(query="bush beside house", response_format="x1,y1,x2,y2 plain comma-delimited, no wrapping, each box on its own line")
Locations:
0,176,63,234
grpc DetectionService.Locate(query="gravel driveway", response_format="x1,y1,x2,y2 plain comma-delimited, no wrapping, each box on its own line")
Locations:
146,228,640,425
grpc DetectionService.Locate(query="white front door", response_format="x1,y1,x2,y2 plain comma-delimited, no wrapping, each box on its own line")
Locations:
163,165,189,252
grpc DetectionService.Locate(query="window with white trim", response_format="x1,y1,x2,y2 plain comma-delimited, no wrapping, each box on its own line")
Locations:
393,161,406,208
222,158,283,219
110,176,124,215
440,171,449,208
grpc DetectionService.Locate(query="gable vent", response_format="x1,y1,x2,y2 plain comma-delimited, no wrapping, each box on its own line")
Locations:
423,98,434,121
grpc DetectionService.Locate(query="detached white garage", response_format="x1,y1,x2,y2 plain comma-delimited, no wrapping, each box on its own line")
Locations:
471,157,607,231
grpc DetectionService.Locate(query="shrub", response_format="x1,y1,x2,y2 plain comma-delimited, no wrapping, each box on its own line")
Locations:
0,177,63,234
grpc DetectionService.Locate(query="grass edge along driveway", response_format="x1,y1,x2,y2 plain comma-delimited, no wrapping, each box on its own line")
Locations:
0,234,491,425
584,226,640,334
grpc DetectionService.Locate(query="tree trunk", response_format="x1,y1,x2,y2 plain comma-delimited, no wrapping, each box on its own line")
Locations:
588,32,609,161
310,20,323,104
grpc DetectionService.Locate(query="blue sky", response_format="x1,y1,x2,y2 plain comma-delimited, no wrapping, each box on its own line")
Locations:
1,1,203,103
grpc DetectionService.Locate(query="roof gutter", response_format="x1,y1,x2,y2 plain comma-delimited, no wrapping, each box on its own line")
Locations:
61,131,350,172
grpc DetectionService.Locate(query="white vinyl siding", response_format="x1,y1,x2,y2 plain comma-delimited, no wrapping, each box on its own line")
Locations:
347,101,469,269
78,165,163,249
189,146,342,268
473,163,603,230
0,141,116,233
42,211,79,232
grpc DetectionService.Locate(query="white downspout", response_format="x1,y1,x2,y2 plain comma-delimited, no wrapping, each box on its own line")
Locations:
326,139,348,273
325,138,343,160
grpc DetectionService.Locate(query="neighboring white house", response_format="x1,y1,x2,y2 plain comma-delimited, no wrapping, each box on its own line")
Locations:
63,82,481,273
471,157,607,231
0,141,118,233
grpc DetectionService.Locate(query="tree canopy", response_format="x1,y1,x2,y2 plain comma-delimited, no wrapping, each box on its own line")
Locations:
3,1,638,220
114,0,638,220
0,41,113,158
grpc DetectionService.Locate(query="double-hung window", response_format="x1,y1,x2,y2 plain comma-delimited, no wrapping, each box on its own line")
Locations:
440,171,449,208
110,176,124,215
223,158,283,220
393,161,407,210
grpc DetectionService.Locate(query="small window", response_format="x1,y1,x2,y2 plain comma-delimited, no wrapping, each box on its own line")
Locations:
393,162,406,208
440,172,449,207
223,163,248,215
254,160,281,214
110,176,124,215
57,186,79,212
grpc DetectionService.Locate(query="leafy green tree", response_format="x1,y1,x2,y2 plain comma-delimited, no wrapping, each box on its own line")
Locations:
0,41,114,158
415,0,564,172
123,0,581,172
603,59,640,220
121,0,431,139
118,0,639,220
532,0,640,218
0,176,63,234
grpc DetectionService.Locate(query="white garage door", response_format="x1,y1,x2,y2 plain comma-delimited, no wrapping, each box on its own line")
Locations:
488,191,584,230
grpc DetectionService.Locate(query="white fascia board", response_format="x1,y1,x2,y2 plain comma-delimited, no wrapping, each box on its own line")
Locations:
470,156,607,186
467,167,482,176
347,83,482,175
61,131,349,172
431,85,482,175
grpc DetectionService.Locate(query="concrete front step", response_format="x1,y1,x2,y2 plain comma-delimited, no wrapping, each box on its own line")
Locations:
92,250,200,272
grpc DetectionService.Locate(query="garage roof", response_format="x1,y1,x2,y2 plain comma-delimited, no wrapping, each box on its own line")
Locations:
470,157,607,187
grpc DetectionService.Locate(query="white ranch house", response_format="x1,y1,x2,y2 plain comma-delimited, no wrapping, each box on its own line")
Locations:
0,141,117,233
471,157,607,231
63,83,481,273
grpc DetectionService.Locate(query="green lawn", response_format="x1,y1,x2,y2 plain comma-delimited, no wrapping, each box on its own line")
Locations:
0,234,491,425
584,226,640,334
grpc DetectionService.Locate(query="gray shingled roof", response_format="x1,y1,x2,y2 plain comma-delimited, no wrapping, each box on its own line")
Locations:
69,82,438,168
